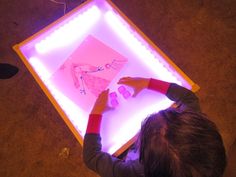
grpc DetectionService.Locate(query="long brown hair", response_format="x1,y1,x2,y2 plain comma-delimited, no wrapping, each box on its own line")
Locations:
138,109,226,177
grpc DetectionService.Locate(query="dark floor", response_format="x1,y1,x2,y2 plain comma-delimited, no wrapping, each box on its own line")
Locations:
0,0,235,177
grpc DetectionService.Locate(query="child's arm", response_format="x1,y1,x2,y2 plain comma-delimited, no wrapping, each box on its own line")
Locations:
118,77,201,112
166,83,201,112
83,90,142,177
83,78,201,177
148,78,201,112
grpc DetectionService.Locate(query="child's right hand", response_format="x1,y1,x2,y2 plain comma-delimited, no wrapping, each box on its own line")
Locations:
118,77,150,97
91,89,112,115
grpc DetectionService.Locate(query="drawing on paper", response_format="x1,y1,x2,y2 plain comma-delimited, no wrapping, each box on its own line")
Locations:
50,35,128,112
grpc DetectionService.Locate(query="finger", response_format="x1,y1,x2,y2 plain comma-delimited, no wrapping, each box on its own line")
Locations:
103,89,109,98
96,89,109,104
132,88,140,97
98,89,109,98
105,105,115,112
117,77,131,84
118,80,133,87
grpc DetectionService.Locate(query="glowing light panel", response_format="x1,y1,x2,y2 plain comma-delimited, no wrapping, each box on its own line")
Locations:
14,0,196,156
35,5,101,54
105,11,180,85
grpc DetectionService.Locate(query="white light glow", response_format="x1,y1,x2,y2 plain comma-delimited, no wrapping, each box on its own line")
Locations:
29,57,51,81
17,1,196,156
29,56,87,135
35,5,101,54
105,11,181,85
107,98,173,154
45,80,88,136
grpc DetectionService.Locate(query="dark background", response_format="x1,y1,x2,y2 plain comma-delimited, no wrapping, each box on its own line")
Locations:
0,0,235,176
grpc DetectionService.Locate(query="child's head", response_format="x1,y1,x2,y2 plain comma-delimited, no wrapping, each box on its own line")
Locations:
138,109,226,177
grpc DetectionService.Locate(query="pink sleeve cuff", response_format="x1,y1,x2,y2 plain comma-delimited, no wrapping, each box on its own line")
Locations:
86,114,102,134
148,78,170,94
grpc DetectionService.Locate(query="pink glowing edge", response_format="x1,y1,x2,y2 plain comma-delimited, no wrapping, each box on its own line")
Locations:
17,0,193,155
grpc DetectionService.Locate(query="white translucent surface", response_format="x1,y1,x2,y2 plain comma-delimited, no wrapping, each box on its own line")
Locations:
19,0,191,155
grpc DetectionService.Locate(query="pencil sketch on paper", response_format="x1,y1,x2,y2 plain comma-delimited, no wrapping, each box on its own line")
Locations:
50,35,128,112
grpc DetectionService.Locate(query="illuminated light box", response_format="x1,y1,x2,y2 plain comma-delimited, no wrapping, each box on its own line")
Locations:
13,0,199,156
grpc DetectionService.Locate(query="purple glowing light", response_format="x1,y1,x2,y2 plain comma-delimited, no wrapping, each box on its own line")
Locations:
35,5,101,54
110,99,119,107
109,91,118,98
15,0,194,156
118,85,126,94
122,90,131,99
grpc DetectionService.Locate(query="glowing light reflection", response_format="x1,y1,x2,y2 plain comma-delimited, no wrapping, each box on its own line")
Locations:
22,3,193,156
107,98,173,154
29,57,51,81
45,81,87,136
105,11,181,85
35,5,101,54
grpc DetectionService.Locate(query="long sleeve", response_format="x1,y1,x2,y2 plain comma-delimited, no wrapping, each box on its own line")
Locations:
167,83,201,112
148,78,201,112
83,115,144,177
83,79,200,177
86,114,102,134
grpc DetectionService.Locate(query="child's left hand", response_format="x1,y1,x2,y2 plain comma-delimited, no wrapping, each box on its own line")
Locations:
91,89,112,115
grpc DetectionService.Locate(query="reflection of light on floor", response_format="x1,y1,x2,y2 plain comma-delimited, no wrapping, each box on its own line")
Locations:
107,98,173,154
35,5,101,54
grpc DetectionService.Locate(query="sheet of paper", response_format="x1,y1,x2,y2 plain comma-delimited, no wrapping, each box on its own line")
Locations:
50,35,128,112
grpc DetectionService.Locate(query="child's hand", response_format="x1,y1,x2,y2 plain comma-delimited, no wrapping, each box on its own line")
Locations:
91,89,112,115
118,77,149,97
